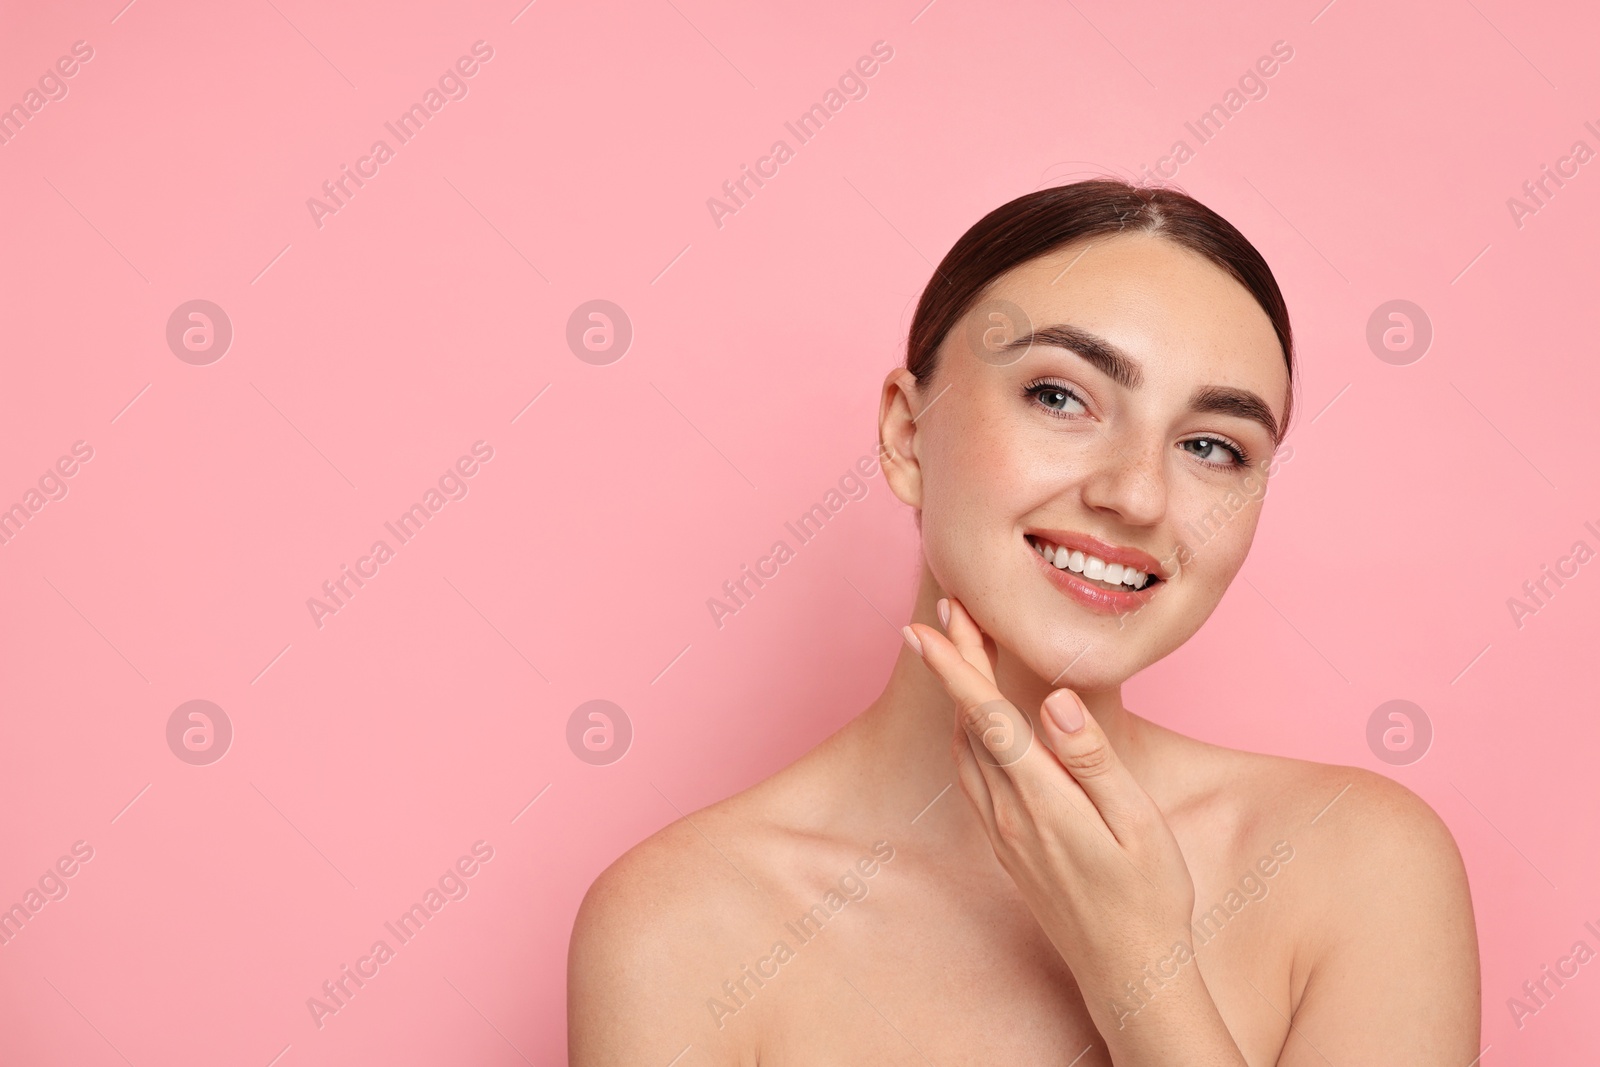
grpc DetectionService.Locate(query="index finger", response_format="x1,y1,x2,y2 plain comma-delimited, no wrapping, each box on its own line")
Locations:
938,596,999,686
905,621,1050,777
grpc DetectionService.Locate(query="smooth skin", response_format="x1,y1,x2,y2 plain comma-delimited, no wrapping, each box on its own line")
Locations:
569,232,1480,1065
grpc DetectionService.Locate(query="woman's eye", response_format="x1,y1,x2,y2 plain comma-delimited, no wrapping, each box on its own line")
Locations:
1181,437,1246,467
1028,384,1087,416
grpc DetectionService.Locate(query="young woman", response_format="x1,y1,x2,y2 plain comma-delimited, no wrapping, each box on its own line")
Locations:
568,180,1480,1064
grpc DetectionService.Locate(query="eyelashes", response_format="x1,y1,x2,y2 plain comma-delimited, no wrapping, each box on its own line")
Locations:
1023,379,1089,417
1180,436,1249,466
1021,378,1252,468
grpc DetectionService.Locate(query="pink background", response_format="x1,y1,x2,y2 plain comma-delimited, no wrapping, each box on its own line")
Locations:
2,0,1597,1062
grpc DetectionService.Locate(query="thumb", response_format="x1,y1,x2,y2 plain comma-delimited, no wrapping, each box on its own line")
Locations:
1039,689,1147,840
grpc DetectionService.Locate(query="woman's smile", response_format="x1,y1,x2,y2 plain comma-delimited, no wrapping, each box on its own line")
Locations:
1024,531,1165,614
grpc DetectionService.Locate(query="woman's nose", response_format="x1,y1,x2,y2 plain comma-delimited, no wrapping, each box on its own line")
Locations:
1077,431,1168,527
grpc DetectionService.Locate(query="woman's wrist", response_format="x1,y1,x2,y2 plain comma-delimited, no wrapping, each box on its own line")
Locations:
1077,958,1248,1067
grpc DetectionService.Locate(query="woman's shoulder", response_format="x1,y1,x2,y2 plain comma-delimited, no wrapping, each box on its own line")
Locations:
574,743,839,918
1162,728,1474,956
1166,733,1480,1040
1180,735,1467,871
566,770,809,1063
570,771,796,957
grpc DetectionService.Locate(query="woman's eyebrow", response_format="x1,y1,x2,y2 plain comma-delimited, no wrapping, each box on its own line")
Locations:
1005,322,1281,445
1190,385,1281,446
1003,324,1143,389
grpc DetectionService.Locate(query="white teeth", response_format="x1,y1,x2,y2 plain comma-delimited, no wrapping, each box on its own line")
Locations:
1029,536,1153,590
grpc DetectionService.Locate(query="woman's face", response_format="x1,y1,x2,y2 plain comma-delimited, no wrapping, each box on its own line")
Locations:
881,232,1291,691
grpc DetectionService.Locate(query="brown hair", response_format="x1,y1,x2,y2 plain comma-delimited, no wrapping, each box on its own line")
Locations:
906,179,1296,438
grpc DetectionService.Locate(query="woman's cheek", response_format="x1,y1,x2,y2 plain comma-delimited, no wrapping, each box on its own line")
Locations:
1171,504,1260,620
919,502,985,604
918,497,1016,638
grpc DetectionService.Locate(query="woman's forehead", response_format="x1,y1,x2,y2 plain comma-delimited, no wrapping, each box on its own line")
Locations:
976,234,1287,389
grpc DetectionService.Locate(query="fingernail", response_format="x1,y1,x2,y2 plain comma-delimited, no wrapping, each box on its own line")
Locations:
1044,689,1084,733
901,625,923,656
936,598,950,629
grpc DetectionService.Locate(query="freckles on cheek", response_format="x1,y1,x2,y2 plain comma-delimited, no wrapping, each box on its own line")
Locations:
922,394,1062,548
1177,494,1260,582
917,447,1019,594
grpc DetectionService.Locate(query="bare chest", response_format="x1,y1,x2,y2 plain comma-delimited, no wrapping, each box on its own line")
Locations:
735,855,1300,1066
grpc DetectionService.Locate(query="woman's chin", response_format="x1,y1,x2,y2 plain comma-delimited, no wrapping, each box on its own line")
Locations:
994,634,1142,694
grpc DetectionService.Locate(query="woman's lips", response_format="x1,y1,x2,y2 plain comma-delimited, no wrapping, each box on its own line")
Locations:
1027,535,1162,615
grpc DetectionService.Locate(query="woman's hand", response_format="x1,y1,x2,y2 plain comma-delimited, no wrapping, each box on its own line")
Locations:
904,597,1246,1062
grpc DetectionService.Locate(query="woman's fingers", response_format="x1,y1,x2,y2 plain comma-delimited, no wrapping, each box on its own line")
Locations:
906,618,1046,792
950,713,997,831
939,597,996,684
908,617,1030,767
915,596,1156,846
1036,687,1152,845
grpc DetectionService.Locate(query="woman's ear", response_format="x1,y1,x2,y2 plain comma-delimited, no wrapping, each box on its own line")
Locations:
878,367,925,509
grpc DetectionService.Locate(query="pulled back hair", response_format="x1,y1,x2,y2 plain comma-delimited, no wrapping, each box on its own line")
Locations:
905,179,1296,439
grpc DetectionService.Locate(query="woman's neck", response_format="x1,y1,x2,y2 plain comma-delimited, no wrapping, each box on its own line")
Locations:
844,563,1157,849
